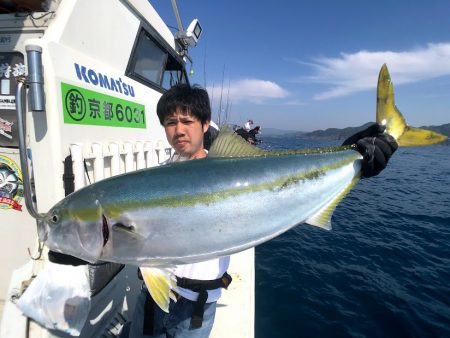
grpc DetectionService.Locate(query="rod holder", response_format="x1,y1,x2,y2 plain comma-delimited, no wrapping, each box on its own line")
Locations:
26,45,45,112
15,79,42,219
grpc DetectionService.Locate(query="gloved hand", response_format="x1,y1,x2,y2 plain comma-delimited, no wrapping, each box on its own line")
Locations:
342,123,398,178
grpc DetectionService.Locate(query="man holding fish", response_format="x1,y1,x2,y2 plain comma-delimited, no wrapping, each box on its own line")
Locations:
128,82,397,337
129,84,232,337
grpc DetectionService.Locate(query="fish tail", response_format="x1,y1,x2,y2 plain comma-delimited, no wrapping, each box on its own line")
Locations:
140,267,178,313
376,64,447,146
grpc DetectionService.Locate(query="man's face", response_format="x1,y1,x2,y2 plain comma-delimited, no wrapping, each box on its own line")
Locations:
163,109,209,160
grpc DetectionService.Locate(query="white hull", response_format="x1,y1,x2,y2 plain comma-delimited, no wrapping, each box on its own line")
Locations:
0,1,254,337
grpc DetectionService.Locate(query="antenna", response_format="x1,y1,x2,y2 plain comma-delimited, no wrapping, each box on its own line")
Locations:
171,0,184,33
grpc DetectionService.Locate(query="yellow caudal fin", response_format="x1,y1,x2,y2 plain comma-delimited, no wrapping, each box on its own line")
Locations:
376,64,447,146
140,267,178,313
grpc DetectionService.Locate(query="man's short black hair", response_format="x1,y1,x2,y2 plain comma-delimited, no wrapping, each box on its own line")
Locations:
157,84,211,125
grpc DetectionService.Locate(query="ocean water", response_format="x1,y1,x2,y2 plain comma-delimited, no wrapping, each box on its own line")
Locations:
255,137,450,337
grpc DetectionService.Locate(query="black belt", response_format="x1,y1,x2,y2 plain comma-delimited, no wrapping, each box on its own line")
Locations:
176,272,232,328
141,271,232,334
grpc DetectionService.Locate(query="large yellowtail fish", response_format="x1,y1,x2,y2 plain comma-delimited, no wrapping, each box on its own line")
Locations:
37,65,446,311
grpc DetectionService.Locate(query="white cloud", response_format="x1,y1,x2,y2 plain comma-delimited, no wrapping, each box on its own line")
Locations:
305,42,450,100
208,79,289,104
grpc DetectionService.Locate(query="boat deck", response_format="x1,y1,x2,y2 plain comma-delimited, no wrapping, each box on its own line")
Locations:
210,248,255,338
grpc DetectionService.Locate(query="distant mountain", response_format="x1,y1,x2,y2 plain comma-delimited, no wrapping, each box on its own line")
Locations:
262,127,302,137
286,122,374,141
269,122,450,141
420,123,450,137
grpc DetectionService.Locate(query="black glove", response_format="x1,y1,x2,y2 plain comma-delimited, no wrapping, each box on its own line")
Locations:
342,123,398,178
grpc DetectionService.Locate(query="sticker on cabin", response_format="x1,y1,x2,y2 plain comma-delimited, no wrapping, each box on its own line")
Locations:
0,155,23,211
61,83,146,128
0,52,24,148
0,117,13,140
0,96,15,110
0,52,26,110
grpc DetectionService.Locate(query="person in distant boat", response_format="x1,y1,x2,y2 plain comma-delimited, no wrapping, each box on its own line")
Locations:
129,84,231,338
234,127,250,142
247,126,261,145
243,119,253,131
233,125,261,145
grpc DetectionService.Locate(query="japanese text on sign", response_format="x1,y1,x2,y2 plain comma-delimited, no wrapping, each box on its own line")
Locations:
61,83,146,129
0,62,26,79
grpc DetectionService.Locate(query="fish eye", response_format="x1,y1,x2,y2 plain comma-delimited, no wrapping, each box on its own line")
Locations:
51,214,59,223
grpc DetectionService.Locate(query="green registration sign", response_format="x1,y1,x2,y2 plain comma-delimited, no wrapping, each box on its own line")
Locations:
61,82,146,128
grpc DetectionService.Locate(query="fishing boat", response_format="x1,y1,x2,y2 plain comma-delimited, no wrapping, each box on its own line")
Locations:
0,1,254,336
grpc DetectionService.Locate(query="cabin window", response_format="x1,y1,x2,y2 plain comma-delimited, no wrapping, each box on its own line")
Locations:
127,29,187,91
162,55,188,89
133,33,167,85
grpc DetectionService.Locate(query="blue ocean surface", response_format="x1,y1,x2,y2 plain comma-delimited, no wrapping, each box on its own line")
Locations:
255,137,450,337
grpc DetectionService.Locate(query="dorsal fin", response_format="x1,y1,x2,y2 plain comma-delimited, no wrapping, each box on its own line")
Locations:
208,126,267,158
208,125,352,158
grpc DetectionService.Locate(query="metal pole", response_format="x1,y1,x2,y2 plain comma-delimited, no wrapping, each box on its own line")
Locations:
15,79,43,219
171,0,184,33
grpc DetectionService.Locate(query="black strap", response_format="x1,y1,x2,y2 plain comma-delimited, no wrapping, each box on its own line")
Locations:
176,272,232,328
48,250,89,266
191,289,208,328
138,271,232,330
63,155,75,196
143,291,155,335
83,158,92,184
49,156,85,266
176,272,232,291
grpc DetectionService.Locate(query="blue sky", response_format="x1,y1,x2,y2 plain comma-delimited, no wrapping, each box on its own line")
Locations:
152,0,450,131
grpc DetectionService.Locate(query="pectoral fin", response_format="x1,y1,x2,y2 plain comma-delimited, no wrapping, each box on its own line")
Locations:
306,175,360,230
140,267,178,313
101,222,145,259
